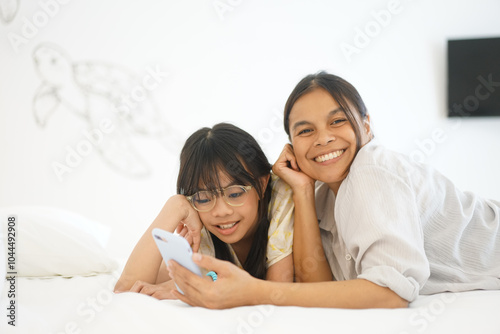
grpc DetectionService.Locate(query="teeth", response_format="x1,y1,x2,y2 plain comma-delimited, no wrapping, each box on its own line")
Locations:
218,222,237,229
315,150,344,163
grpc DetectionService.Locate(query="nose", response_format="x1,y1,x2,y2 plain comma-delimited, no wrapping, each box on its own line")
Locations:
210,196,233,217
314,128,336,146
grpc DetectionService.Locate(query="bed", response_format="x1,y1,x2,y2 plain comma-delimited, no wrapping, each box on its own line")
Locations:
2,207,500,334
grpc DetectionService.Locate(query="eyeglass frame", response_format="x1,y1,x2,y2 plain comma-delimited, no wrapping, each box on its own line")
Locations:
185,185,253,212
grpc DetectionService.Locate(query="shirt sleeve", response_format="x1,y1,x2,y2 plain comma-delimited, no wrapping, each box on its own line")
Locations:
266,174,294,268
336,165,430,302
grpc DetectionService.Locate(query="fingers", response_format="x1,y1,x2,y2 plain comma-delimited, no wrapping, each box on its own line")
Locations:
167,255,218,299
168,254,252,309
177,224,188,237
175,224,197,251
191,233,201,253
151,290,177,300
138,282,157,296
178,208,202,253
169,254,226,292
185,232,193,247
168,261,214,308
191,253,224,271
273,144,300,175
286,153,299,171
130,280,157,296
129,280,179,300
283,144,300,171
168,259,206,292
172,290,195,306
130,280,146,293
175,223,183,234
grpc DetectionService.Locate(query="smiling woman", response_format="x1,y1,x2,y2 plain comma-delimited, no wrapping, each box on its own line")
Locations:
285,87,372,195
275,71,500,304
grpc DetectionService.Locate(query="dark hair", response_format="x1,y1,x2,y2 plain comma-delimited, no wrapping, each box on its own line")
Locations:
284,71,370,152
177,123,272,279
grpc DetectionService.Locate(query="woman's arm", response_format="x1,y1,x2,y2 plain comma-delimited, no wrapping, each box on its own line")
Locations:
114,195,202,292
266,253,293,282
169,253,408,309
273,144,332,282
291,186,333,282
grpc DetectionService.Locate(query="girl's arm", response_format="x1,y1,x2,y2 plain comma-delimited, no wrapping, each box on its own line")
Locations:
273,144,332,282
129,279,177,300
114,195,202,292
170,253,408,309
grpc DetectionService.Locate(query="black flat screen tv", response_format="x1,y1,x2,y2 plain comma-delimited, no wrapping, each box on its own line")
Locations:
447,37,500,117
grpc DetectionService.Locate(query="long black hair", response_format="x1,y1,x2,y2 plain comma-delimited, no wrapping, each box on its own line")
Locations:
177,123,272,279
284,71,371,153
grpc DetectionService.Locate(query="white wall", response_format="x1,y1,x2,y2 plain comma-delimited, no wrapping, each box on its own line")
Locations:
1,0,499,258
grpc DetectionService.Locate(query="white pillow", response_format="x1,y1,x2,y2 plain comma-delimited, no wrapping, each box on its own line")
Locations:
0,206,117,277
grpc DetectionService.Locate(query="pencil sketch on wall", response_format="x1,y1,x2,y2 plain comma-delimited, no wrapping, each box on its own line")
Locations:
0,0,20,24
32,42,180,178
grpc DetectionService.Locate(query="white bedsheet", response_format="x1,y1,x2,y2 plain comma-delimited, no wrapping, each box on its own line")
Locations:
2,273,500,334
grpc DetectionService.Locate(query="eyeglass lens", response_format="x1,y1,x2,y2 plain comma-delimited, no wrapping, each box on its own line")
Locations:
192,186,248,210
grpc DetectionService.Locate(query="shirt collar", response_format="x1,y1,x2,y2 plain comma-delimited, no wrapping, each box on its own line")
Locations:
315,181,336,231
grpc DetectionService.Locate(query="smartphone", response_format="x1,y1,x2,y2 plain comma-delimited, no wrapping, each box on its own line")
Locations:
152,228,202,294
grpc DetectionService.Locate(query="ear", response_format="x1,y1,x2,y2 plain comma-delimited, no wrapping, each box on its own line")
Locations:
259,174,271,198
363,114,372,138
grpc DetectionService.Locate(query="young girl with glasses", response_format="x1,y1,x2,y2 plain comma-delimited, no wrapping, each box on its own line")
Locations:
167,72,500,309
114,123,294,298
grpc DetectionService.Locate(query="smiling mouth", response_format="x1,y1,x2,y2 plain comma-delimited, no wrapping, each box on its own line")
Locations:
314,149,345,163
217,222,238,230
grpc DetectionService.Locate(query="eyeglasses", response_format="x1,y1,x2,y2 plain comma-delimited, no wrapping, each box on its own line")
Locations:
185,185,253,212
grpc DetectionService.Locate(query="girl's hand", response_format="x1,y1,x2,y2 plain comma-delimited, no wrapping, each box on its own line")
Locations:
176,223,195,248
169,254,256,309
129,280,178,300
272,144,315,192
166,195,203,252
115,195,204,292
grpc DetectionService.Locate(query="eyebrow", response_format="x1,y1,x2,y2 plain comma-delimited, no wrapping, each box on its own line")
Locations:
291,108,343,132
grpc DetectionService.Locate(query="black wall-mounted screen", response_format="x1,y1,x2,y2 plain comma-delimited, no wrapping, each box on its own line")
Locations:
448,37,500,117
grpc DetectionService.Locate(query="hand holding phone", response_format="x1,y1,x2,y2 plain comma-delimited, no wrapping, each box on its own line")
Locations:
152,228,202,294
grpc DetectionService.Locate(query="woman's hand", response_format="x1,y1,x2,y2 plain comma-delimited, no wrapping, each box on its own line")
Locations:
169,254,258,309
272,144,315,192
129,280,178,300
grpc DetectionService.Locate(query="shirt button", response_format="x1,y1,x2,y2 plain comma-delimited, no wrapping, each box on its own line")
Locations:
345,254,352,261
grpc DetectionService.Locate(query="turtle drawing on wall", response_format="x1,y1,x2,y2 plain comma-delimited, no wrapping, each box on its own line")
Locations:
32,42,181,178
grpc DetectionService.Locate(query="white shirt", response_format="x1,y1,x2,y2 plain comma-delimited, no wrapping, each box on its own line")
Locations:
316,140,500,302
